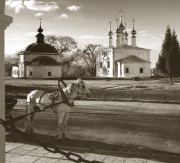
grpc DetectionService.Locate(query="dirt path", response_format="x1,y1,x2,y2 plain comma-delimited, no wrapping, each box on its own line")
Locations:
9,100,180,156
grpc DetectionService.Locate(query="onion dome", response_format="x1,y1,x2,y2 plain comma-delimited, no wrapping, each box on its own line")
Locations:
24,19,59,54
24,43,58,53
125,31,128,37
108,30,113,37
131,28,137,35
118,10,125,31
131,19,137,36
119,21,125,31
115,19,120,34
38,24,43,33
116,27,120,34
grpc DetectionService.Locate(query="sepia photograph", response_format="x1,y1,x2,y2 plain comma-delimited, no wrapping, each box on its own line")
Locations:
1,0,180,162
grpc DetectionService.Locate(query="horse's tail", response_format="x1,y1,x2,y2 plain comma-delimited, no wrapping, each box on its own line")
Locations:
25,91,33,132
25,90,38,133
26,90,44,112
27,91,33,103
26,90,39,104
26,90,38,113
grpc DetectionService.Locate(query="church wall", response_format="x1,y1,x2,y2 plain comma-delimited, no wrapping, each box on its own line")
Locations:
26,65,62,78
19,55,24,63
96,57,108,77
19,63,24,77
11,66,19,78
97,47,151,78
104,17,152,78
114,62,118,77
113,48,150,62
109,49,114,77
96,48,114,77
121,62,151,78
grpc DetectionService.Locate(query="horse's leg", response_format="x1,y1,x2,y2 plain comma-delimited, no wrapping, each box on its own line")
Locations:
62,112,69,138
56,112,65,140
25,102,31,133
30,111,36,133
25,102,36,133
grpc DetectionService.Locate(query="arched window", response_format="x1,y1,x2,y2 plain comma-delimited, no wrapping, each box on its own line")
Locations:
140,68,143,73
100,62,103,68
125,68,129,73
107,58,110,68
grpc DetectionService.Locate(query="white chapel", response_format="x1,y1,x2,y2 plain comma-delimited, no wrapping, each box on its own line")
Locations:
12,21,62,78
96,18,151,78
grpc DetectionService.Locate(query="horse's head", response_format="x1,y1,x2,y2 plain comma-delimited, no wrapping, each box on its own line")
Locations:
76,78,92,99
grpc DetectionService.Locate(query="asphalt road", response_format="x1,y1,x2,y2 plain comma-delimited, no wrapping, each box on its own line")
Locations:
7,100,180,156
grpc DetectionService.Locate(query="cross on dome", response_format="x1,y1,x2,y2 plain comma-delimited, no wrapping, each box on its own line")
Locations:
116,18,119,28
38,18,43,33
108,21,113,37
109,21,112,30
119,10,123,22
119,10,125,31
131,19,137,35
132,19,135,28
36,18,44,43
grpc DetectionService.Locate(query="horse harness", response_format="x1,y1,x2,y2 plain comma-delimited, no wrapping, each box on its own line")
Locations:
32,80,83,113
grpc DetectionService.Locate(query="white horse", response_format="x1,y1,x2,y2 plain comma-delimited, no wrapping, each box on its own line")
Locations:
25,78,91,140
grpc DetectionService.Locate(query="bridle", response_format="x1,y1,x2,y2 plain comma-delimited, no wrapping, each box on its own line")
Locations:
76,82,87,99
58,79,88,101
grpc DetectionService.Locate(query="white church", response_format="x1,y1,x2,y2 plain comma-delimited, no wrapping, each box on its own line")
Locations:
96,18,151,78
12,21,62,78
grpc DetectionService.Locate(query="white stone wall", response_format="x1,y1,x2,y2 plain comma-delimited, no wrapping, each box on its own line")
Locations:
111,47,151,78
26,65,62,78
120,62,151,78
113,48,150,62
11,66,19,78
19,55,24,63
19,63,24,77
109,49,113,77
96,47,151,78
18,52,61,78
96,48,114,77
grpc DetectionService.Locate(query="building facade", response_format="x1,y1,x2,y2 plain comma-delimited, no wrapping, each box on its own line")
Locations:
97,19,151,78
12,22,62,78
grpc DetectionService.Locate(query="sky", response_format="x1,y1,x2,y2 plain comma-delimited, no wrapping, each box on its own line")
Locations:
5,0,180,68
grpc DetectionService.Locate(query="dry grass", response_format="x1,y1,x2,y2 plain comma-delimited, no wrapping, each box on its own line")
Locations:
5,78,180,102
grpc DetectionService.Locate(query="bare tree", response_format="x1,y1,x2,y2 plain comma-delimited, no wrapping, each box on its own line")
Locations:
45,35,79,76
5,52,19,76
45,35,78,54
81,44,103,76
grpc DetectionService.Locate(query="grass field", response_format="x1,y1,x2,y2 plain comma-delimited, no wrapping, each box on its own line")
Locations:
5,77,180,103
